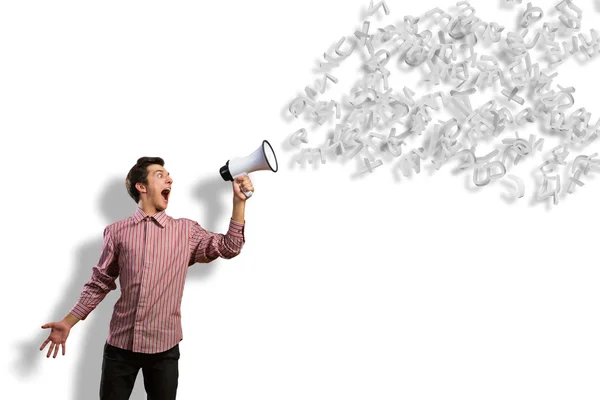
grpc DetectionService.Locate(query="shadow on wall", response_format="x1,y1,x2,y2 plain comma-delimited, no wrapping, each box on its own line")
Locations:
187,174,231,280
17,174,231,399
70,178,142,400
13,177,141,400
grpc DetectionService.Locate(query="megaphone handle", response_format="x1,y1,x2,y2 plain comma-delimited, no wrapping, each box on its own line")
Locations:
233,172,253,199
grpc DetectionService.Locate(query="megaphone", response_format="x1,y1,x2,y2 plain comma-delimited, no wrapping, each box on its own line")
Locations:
219,140,278,198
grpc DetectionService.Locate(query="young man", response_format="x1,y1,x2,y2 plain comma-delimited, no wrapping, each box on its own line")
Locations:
40,156,253,400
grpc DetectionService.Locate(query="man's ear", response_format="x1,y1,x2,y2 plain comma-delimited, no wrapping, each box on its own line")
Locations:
135,182,147,194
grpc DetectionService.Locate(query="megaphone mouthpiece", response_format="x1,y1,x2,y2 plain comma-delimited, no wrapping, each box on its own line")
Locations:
219,161,234,181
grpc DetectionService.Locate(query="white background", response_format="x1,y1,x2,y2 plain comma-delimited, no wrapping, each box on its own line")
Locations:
3,0,600,399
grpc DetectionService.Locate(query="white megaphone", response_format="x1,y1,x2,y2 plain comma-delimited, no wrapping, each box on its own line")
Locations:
219,140,278,198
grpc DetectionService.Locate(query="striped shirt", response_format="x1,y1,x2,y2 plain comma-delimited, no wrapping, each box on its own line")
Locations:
70,207,245,354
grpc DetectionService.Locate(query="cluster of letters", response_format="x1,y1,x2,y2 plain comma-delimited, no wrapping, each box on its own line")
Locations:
286,0,600,204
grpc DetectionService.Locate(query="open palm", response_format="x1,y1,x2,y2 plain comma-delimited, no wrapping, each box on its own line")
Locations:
40,320,71,358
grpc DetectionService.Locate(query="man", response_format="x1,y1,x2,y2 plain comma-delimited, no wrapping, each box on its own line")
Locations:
40,156,253,399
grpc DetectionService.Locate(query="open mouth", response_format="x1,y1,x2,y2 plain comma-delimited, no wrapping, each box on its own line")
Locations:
161,188,171,202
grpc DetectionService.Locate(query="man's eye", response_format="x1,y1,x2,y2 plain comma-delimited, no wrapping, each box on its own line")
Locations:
158,174,162,178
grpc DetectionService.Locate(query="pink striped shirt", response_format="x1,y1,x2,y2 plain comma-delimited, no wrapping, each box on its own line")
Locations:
70,207,245,354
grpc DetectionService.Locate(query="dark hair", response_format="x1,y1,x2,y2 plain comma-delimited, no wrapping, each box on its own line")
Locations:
126,157,165,203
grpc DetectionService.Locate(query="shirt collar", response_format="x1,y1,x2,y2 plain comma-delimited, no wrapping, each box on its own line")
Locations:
132,208,168,228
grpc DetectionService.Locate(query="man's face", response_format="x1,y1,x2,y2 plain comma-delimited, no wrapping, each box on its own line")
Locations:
136,164,173,212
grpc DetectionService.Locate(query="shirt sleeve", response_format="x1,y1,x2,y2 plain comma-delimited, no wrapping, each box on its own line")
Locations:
189,219,245,265
70,226,120,320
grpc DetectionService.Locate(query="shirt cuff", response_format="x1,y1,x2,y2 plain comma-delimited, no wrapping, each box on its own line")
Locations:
227,219,245,239
70,303,93,321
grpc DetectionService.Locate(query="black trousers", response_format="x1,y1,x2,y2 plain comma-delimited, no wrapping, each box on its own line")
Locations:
100,342,180,400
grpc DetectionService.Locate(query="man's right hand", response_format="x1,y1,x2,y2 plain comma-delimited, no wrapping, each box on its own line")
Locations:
40,314,78,358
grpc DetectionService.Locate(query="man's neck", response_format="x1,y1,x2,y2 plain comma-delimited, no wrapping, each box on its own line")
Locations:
139,202,160,216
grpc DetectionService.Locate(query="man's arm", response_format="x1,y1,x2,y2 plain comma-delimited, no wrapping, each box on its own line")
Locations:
40,226,119,358
231,198,245,224
189,176,253,265
70,225,120,320
232,175,252,223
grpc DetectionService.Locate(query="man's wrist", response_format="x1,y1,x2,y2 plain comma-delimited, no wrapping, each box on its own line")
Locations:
62,313,80,328
233,195,246,205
